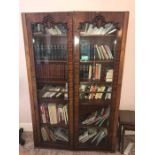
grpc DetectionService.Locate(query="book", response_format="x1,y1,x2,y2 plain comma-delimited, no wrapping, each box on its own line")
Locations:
106,69,113,82
41,127,50,142
88,65,92,79
101,45,109,60
54,128,68,142
89,84,97,99
95,86,105,99
87,24,94,34
95,63,101,80
48,103,58,124
98,46,105,60
80,40,90,60
40,104,47,123
104,45,114,59
95,44,102,60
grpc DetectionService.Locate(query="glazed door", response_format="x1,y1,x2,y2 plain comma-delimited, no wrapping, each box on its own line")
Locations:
73,12,127,151
23,13,73,148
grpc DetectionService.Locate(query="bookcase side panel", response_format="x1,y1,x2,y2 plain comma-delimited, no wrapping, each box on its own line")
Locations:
22,13,40,146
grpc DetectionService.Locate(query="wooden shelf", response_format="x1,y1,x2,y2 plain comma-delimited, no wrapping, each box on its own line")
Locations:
39,97,68,103
37,79,67,84
33,32,67,37
41,122,68,128
80,80,112,85
37,60,67,63
79,100,110,106
79,124,108,130
40,141,69,149
80,60,114,63
80,33,116,37
79,91,112,93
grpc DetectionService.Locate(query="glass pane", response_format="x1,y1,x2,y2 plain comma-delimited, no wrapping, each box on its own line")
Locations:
78,21,118,146
31,22,69,144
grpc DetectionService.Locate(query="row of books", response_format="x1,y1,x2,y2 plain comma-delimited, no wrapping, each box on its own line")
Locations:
36,63,68,80
81,107,110,127
80,23,117,35
95,44,113,60
34,40,67,61
79,84,112,100
80,64,101,80
32,23,67,35
41,126,68,142
40,84,68,100
79,128,108,145
80,64,113,81
40,103,68,125
80,40,114,61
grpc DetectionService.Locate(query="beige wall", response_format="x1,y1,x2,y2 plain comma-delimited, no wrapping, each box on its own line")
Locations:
19,0,135,124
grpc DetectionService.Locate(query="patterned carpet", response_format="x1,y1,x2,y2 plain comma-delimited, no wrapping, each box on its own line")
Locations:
19,132,134,155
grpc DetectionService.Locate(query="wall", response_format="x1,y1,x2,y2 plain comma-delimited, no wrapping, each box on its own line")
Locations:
19,0,135,127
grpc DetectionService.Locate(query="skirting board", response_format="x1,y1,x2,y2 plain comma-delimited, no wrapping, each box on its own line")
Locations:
19,123,135,135
19,123,33,132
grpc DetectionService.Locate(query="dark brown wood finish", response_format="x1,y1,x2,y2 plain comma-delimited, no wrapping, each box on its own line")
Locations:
22,12,74,149
73,12,129,151
22,12,129,151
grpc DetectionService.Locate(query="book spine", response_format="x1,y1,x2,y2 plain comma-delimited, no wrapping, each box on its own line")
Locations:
95,44,101,60
88,65,92,80
101,45,109,60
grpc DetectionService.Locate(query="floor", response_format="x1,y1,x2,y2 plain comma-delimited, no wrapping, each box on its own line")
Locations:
19,132,134,155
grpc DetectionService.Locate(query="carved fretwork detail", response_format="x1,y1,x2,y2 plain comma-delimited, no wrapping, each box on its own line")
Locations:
79,15,120,31
42,14,68,31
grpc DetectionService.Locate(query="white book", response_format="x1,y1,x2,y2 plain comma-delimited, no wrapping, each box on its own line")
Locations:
95,44,102,60
96,129,108,145
101,45,109,59
42,92,51,98
104,23,114,34
123,142,134,155
97,27,104,34
92,26,98,34
87,24,94,34
55,25,62,35
79,131,88,141
98,46,105,60
48,103,57,124
107,28,117,34
63,106,67,125
81,131,97,143
49,92,56,98
88,65,92,79
91,131,101,143
104,45,114,59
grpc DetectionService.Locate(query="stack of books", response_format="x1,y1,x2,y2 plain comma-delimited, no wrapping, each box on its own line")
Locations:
40,84,68,100
80,23,118,35
81,106,110,127
40,103,68,125
41,126,68,142
95,44,114,60
79,127,108,145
